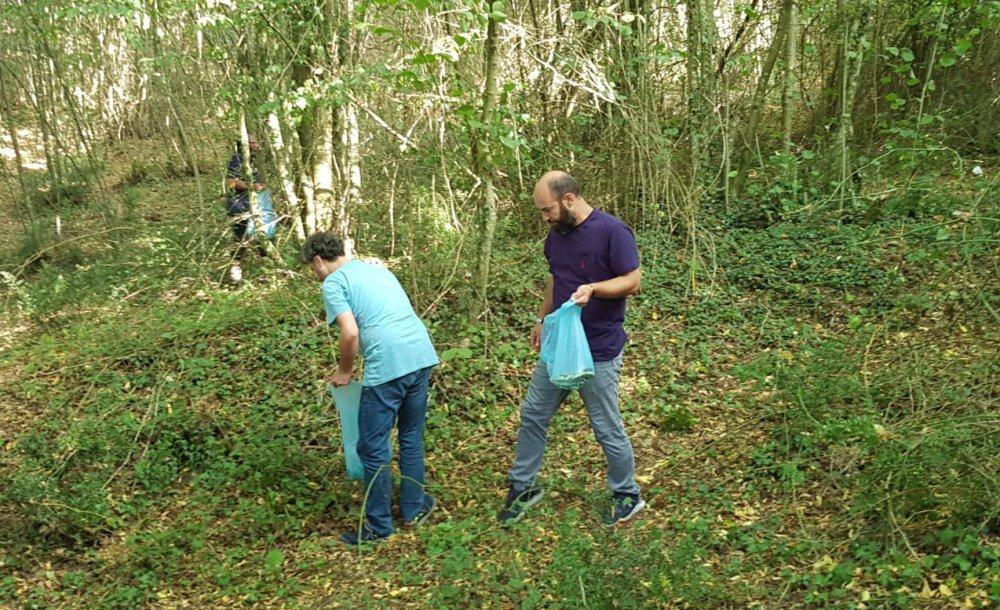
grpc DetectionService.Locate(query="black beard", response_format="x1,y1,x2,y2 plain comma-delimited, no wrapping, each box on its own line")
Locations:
553,212,577,234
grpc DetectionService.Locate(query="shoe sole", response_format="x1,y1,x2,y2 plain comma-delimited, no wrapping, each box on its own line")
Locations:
603,499,646,527
499,490,545,526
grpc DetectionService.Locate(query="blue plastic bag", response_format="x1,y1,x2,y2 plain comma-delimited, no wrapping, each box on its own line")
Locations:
329,381,365,480
328,382,393,480
246,189,278,239
539,299,595,390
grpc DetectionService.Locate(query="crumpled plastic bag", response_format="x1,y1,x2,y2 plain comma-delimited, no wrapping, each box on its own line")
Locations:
539,299,595,390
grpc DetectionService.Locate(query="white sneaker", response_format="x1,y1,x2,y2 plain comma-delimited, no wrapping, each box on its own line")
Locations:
229,265,243,283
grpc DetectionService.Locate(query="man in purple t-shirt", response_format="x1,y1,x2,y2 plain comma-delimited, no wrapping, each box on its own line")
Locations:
498,170,645,527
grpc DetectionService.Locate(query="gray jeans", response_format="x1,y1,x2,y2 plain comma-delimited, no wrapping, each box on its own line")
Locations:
509,351,641,497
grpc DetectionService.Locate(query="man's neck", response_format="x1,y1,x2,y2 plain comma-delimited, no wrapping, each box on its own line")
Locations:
574,200,595,227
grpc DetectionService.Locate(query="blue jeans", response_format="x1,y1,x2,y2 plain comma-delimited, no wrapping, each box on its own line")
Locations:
357,366,433,536
509,351,640,497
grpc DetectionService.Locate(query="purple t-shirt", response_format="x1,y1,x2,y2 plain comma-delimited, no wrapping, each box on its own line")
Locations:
544,209,640,361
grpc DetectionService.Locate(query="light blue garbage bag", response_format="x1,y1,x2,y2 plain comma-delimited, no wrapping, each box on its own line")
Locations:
329,381,365,480
246,189,278,239
539,299,595,390
328,381,393,481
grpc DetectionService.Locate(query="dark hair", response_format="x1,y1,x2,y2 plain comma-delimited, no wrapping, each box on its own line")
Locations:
547,173,581,200
301,232,345,262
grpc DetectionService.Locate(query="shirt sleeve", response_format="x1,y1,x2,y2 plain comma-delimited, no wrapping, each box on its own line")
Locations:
322,275,352,326
608,222,640,277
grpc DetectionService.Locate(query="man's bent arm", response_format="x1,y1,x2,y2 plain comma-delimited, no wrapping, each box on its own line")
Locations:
335,311,360,374
572,268,641,304
593,268,641,298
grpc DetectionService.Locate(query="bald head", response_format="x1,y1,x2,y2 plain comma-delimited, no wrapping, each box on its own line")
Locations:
535,171,580,201
533,170,591,234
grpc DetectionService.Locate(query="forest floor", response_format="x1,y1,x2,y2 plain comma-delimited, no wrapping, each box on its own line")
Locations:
0,142,997,609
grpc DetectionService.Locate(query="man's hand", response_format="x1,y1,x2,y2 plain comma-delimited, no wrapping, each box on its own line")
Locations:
253,182,266,192
530,321,543,352
570,283,597,306
330,369,353,387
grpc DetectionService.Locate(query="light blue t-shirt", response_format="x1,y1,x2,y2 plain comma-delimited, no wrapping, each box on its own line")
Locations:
322,259,439,387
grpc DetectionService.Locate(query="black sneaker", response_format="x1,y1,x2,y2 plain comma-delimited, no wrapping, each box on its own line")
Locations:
339,525,391,546
403,494,436,528
497,486,545,526
602,494,646,527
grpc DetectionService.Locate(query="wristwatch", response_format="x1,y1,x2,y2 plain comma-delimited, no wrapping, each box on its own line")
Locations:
535,318,544,325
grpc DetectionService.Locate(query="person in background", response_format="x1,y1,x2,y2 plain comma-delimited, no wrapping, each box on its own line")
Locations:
224,134,266,283
303,232,439,545
498,170,645,527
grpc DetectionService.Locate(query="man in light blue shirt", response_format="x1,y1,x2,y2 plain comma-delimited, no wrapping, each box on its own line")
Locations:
304,232,439,545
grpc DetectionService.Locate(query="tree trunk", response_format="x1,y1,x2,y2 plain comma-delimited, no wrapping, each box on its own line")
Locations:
781,0,799,151
686,0,718,184
731,0,791,197
311,106,336,231
835,0,871,210
0,65,33,228
335,0,361,242
473,3,501,318
267,110,306,241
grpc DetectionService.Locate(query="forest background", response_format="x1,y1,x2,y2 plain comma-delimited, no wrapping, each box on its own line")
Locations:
0,0,998,607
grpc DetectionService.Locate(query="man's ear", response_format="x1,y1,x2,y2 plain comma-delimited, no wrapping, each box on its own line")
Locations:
310,255,324,275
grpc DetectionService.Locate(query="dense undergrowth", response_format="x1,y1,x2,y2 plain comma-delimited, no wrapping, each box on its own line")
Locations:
0,146,998,609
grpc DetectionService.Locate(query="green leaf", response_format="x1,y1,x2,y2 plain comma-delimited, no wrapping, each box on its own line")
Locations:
410,52,438,65
935,227,951,241
901,49,914,62
954,38,972,56
264,550,284,569
800,150,815,160
886,46,899,56
500,135,522,149
939,53,957,67
441,347,473,362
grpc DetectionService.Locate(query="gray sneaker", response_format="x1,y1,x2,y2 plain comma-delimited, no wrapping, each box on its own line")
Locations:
497,486,544,526
602,493,646,526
